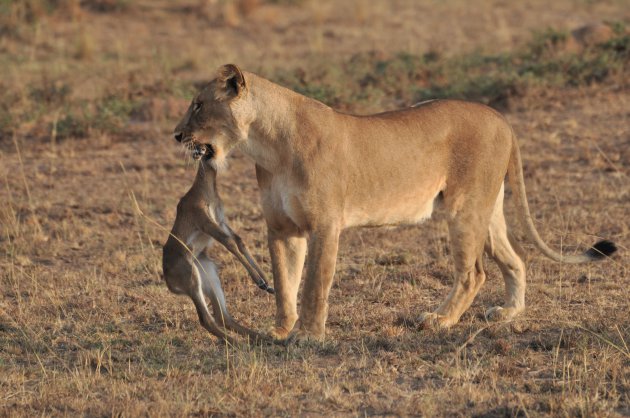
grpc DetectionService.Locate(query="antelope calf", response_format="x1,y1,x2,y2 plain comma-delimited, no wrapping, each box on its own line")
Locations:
162,143,273,343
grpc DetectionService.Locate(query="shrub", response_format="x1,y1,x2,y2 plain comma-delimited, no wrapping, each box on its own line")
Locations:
55,113,89,140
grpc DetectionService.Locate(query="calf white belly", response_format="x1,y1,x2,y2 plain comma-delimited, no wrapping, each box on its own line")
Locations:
186,231,214,254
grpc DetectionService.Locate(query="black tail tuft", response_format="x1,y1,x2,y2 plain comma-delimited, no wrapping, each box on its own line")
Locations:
585,240,617,260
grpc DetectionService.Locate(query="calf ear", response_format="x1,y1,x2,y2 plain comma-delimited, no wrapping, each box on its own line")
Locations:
215,64,246,101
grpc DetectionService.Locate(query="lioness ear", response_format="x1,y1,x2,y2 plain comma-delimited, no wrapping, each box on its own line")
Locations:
215,64,246,101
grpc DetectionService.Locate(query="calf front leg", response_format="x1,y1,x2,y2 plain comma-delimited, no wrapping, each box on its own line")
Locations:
290,225,340,343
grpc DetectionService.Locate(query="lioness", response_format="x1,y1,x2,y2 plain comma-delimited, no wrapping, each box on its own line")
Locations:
162,143,273,343
173,64,616,343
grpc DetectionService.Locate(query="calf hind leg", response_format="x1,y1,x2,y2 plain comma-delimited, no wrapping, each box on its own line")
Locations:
196,256,262,341
189,262,236,344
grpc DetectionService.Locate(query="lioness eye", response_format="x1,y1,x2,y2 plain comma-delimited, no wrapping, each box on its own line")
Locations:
192,102,202,113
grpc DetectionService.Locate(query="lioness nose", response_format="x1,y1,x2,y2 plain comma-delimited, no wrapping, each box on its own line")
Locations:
174,132,183,142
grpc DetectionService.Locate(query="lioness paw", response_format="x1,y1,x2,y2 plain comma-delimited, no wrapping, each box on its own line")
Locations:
484,306,523,322
419,312,457,330
285,329,325,346
268,326,292,342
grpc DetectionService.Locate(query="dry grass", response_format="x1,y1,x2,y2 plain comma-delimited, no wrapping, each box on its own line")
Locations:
1,1,629,416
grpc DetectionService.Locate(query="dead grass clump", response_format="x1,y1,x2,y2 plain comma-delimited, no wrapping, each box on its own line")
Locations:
0,0,84,35
0,1,40,38
46,95,140,141
196,0,264,26
73,26,95,60
237,0,261,16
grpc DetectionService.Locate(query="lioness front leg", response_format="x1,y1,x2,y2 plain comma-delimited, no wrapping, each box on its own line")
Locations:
289,225,340,344
268,229,307,340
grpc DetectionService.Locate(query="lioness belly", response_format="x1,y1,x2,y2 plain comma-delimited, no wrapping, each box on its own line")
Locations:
343,181,444,228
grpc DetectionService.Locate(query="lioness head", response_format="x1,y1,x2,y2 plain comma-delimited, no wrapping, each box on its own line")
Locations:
173,64,253,164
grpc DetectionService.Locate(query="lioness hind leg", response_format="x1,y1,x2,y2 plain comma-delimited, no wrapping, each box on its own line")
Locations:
421,216,489,330
484,185,526,321
420,256,487,329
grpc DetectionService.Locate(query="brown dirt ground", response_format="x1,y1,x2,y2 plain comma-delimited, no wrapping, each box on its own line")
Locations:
1,1,629,416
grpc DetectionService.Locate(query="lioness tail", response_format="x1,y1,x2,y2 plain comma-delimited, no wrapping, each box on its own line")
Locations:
507,135,617,263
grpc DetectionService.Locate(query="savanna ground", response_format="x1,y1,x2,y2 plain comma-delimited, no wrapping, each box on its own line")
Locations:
1,0,629,416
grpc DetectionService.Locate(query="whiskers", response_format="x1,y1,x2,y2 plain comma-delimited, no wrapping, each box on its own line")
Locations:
176,138,222,172
178,140,201,168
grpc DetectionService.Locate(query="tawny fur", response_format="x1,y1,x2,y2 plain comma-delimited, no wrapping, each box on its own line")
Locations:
173,64,616,343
